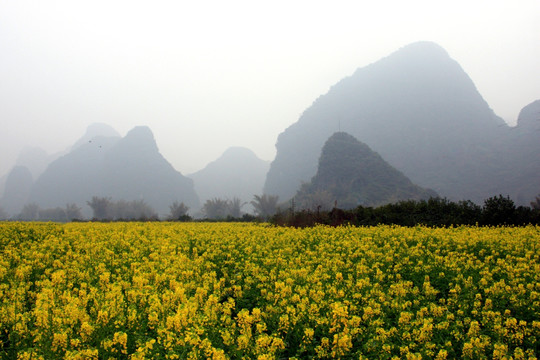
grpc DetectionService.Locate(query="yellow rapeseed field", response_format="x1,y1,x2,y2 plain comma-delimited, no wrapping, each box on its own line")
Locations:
0,222,539,359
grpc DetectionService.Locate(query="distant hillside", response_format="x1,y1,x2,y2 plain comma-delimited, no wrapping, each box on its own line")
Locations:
29,125,199,218
6,124,121,185
100,126,199,216
500,100,540,204
71,122,120,150
295,132,437,209
264,41,534,204
0,175,6,200
14,147,51,180
0,166,33,215
188,147,270,210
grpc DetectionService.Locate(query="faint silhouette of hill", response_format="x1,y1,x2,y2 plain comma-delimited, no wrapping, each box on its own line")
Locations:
295,132,437,209
0,166,33,215
100,126,199,217
264,41,535,204
71,122,120,150
15,147,51,180
499,100,540,205
29,125,199,218
0,175,6,200
29,135,120,216
188,147,270,211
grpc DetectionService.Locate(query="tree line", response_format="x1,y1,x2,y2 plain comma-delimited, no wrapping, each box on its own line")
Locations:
271,195,540,227
1,194,538,226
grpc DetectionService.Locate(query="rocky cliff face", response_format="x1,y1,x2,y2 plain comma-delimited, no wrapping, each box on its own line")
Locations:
29,125,199,218
295,132,437,209
264,41,533,204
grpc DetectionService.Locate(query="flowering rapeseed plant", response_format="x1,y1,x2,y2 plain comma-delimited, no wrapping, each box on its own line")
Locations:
0,222,539,359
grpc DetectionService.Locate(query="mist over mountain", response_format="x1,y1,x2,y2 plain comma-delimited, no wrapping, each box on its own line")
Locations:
71,122,120,150
264,41,536,205
15,147,51,180
2,42,538,218
515,100,540,130
295,132,437,209
0,175,6,200
100,126,199,216
498,100,540,204
28,125,199,218
28,135,120,216
0,166,33,215
188,147,270,211
0,123,121,197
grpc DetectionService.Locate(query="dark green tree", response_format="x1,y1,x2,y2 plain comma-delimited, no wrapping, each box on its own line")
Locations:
481,195,516,225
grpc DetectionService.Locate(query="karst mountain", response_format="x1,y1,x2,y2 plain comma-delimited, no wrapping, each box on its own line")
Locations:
264,41,539,205
27,125,199,217
188,147,270,212
295,132,437,209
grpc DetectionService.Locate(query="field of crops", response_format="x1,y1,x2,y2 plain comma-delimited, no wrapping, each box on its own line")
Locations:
0,222,539,359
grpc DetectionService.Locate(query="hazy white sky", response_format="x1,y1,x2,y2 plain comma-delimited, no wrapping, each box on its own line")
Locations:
1,0,539,177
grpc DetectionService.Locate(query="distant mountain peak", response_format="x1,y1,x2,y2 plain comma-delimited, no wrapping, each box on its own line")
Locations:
125,125,154,140
295,132,436,209
189,146,270,211
395,41,449,57
28,124,198,218
264,41,511,203
220,147,260,160
517,100,540,129
118,126,159,153
72,123,120,150
86,122,120,137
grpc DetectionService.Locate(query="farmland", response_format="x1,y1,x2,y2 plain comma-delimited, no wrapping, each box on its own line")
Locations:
0,222,539,359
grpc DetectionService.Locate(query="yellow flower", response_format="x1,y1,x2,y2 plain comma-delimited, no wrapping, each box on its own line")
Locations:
51,332,68,352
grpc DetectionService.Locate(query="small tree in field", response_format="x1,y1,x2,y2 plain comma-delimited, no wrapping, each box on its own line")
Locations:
87,196,112,220
168,201,190,221
251,194,279,219
201,198,245,219
65,203,83,221
228,197,244,218
202,198,231,219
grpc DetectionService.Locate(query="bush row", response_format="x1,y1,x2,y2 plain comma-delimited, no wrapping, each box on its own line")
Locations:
271,195,540,227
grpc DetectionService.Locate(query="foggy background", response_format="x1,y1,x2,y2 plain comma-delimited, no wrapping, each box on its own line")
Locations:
1,0,539,177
